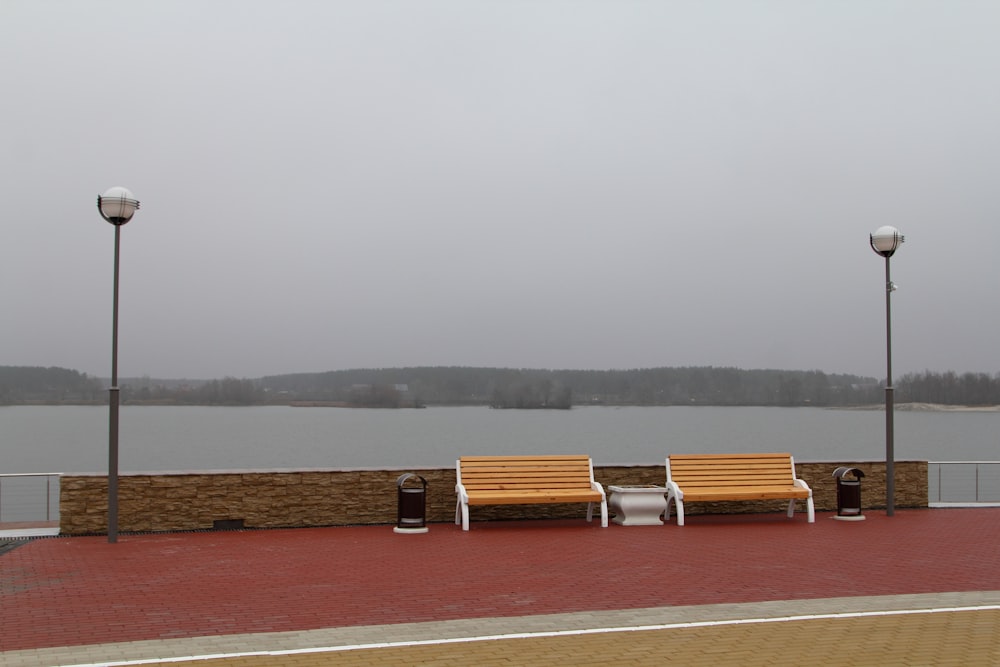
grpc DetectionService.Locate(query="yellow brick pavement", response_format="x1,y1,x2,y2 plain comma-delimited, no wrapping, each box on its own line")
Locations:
137,609,1000,667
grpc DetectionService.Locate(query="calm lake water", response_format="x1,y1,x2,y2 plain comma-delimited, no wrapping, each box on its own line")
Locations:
3,404,998,475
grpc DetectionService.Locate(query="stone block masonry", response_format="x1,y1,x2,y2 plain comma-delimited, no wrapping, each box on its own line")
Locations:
58,460,927,535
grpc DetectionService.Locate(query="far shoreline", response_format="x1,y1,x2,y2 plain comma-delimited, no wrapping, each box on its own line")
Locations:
837,402,1000,412
5,400,1000,411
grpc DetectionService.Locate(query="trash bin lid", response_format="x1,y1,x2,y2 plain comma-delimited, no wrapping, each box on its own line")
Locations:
832,466,865,480
397,473,427,489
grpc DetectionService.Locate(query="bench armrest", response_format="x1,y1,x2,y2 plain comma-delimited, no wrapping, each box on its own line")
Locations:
664,458,683,500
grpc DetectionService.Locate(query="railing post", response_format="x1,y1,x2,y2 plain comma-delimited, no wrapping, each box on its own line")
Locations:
937,464,942,503
976,463,981,503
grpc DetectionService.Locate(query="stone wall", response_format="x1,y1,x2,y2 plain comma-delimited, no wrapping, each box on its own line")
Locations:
59,460,927,535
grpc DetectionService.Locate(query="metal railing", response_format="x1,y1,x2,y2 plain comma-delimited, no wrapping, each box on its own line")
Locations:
928,462,1000,507
0,473,62,524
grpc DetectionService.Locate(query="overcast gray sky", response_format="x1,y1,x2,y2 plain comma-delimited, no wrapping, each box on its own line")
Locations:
2,1,998,380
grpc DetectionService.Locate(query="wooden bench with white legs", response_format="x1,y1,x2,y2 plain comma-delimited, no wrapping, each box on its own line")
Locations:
455,455,608,531
665,453,814,526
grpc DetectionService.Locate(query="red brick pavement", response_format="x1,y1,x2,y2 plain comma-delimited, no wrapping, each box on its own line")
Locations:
2,508,1000,653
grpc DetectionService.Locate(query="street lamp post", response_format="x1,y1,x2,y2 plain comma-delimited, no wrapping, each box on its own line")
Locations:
870,225,904,516
97,187,140,543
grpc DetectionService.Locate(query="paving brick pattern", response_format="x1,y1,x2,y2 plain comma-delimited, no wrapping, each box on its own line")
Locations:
3,509,1000,665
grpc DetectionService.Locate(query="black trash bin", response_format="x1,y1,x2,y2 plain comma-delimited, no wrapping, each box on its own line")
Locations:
832,467,866,521
394,473,429,534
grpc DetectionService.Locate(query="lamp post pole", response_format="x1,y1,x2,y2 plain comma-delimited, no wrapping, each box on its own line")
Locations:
882,252,895,516
870,226,904,517
97,187,140,543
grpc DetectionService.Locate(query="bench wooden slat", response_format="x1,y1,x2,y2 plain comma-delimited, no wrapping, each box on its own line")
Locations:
671,476,797,483
672,463,794,469
681,486,811,501
461,470,594,478
461,487,600,494
460,455,592,461
665,452,814,525
669,453,795,460
466,491,604,505
463,480,594,487
464,480,592,486
670,465,795,472
461,469,593,476
671,464,794,471
674,479,794,486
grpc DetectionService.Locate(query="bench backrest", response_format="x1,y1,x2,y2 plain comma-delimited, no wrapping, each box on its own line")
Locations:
458,455,596,492
667,453,798,489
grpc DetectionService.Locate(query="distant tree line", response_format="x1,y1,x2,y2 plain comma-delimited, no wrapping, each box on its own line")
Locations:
0,368,265,406
261,366,876,407
490,378,572,409
895,371,1000,406
3,365,1000,407
0,366,103,404
119,377,265,406
169,378,265,405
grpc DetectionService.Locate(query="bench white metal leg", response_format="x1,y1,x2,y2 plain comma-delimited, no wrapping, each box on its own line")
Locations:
455,499,470,531
665,488,685,526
